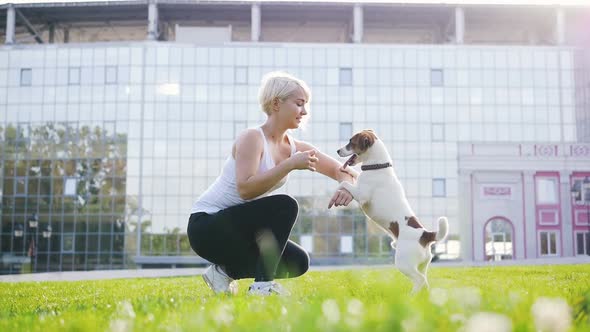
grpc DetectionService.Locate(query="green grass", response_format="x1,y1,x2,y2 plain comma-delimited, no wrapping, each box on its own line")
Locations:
1,265,589,331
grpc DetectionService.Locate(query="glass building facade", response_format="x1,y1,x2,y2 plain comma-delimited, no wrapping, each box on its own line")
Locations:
0,42,587,273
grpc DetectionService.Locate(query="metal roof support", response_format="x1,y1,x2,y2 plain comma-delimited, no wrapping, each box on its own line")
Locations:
555,7,565,45
147,0,159,40
48,23,55,43
5,4,15,44
251,2,260,42
15,8,45,43
353,3,363,43
455,6,464,44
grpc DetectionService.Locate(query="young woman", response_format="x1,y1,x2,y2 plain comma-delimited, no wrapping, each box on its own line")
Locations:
187,71,357,295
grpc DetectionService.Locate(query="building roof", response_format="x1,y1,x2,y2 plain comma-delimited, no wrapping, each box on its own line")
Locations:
1,0,588,7
0,0,587,45
0,0,586,28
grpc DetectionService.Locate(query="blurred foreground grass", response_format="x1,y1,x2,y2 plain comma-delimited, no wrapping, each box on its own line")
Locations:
1,264,589,331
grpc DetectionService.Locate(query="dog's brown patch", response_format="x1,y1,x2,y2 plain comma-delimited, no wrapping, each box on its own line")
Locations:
419,231,437,247
405,216,424,229
389,221,399,238
347,129,377,154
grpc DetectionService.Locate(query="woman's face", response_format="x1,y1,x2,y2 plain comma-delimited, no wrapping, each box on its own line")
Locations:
278,87,308,129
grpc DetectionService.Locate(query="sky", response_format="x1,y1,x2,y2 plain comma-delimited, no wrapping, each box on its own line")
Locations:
0,0,589,6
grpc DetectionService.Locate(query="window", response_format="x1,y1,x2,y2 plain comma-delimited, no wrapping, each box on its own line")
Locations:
430,69,444,86
62,234,75,253
14,177,28,196
64,177,78,196
105,66,118,84
300,234,313,253
432,178,446,197
485,219,514,260
575,232,590,255
431,123,445,141
339,122,352,141
340,235,353,254
235,66,248,85
68,67,80,85
571,179,583,202
536,178,558,204
339,68,352,86
20,68,32,86
539,231,558,256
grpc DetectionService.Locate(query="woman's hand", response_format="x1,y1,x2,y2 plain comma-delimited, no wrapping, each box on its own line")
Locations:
289,149,318,171
328,188,353,208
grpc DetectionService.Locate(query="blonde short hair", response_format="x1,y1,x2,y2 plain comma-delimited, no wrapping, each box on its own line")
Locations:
258,71,311,115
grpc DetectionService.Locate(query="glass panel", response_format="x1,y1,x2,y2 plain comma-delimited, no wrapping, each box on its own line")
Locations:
540,232,548,255
431,123,444,141
430,69,443,86
62,234,75,252
339,122,352,141
68,67,80,85
576,233,584,255
105,66,118,84
536,178,557,204
339,68,352,86
234,66,248,85
549,232,556,254
20,68,32,86
432,178,446,197
64,178,77,196
15,177,28,196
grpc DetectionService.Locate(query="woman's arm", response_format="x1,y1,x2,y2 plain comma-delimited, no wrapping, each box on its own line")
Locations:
294,140,357,183
235,130,318,200
294,139,358,208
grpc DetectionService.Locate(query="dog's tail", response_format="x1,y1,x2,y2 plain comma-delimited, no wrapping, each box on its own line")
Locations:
435,217,449,242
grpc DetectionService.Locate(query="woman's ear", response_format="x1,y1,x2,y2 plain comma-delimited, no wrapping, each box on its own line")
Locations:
272,97,281,112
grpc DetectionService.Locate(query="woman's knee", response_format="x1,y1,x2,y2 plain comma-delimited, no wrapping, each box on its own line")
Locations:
298,250,310,276
289,243,310,277
269,194,299,220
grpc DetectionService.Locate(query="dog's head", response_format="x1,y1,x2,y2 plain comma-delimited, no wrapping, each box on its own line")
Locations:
337,129,378,167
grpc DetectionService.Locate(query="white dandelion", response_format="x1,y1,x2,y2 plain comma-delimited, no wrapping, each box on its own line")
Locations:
322,299,341,324
463,312,512,332
429,288,449,306
531,297,572,332
452,287,482,311
212,303,234,326
109,319,133,332
116,301,136,319
345,298,364,327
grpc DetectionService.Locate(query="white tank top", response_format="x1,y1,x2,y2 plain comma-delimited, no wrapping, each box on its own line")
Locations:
191,127,297,214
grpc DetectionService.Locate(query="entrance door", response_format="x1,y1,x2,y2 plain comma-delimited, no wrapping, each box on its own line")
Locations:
485,218,514,261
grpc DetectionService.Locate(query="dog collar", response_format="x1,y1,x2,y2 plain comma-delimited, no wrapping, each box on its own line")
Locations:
361,162,392,171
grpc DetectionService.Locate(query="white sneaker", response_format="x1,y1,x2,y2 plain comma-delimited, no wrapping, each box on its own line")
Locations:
247,281,290,296
202,265,238,295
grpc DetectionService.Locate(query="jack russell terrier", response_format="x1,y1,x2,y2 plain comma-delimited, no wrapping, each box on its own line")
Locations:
329,129,448,294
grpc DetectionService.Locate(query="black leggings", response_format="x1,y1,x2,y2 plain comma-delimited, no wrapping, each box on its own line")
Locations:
187,194,309,281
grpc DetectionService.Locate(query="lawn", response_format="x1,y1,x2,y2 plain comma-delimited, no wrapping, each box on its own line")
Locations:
1,265,589,332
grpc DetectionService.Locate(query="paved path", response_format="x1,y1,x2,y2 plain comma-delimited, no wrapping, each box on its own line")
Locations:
1,256,588,283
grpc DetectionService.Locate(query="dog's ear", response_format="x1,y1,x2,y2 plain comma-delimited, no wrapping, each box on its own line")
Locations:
359,132,376,151
362,137,370,149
